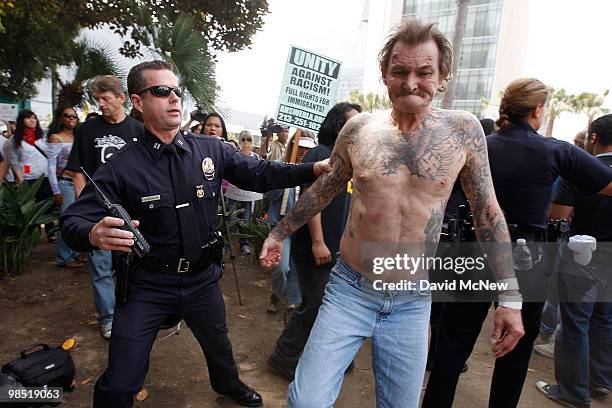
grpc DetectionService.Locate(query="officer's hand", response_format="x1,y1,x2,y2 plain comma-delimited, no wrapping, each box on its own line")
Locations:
312,239,332,265
313,158,332,177
491,306,525,358
89,216,140,252
53,194,63,207
259,235,283,267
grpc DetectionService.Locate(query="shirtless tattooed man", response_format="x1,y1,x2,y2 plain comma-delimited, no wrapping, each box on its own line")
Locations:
260,18,525,408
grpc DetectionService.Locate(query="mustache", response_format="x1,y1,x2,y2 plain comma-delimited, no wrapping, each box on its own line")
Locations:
395,87,425,97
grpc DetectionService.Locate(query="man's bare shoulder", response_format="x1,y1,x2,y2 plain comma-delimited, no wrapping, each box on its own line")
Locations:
433,108,484,145
435,108,480,128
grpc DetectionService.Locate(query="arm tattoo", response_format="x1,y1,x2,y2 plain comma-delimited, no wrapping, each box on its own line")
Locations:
270,122,357,241
458,114,518,289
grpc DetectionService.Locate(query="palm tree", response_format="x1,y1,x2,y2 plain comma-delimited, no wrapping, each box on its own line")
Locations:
55,39,125,110
569,90,610,127
348,90,392,112
544,87,572,137
132,8,219,113
441,0,471,109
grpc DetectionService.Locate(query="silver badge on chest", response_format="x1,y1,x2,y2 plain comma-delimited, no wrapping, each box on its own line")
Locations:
196,185,205,199
202,157,215,181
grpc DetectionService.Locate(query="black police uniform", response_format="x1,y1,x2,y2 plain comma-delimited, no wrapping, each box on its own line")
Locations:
60,128,318,407
423,122,612,408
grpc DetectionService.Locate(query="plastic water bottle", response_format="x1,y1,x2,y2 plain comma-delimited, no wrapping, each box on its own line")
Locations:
512,238,533,270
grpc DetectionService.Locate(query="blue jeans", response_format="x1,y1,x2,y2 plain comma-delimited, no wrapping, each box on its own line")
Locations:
288,259,431,408
270,237,301,305
56,179,79,265
555,259,612,404
90,250,115,324
540,300,559,336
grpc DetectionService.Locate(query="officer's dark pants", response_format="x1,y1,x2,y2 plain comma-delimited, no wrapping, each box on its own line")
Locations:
271,258,332,367
93,263,240,408
423,300,544,408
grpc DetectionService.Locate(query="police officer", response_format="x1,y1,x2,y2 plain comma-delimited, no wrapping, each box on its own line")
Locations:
423,78,612,408
60,60,330,408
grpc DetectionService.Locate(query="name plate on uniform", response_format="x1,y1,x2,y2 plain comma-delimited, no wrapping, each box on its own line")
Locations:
224,185,263,202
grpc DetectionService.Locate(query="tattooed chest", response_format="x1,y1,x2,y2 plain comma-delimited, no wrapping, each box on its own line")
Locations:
352,133,464,180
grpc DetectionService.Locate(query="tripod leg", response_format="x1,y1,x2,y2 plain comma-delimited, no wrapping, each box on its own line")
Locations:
219,189,244,306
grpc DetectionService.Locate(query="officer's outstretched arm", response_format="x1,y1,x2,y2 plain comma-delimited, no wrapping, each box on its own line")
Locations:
259,120,357,267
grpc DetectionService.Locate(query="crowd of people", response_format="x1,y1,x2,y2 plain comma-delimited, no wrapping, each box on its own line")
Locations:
1,16,611,408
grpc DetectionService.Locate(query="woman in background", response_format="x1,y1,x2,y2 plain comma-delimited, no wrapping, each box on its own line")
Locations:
203,113,228,140
47,107,84,268
7,109,55,241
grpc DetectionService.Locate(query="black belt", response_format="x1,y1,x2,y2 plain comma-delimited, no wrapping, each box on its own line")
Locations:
59,175,73,182
138,255,212,274
137,233,222,274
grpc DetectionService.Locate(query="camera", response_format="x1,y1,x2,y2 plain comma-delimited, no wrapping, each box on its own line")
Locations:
192,105,208,122
260,118,285,137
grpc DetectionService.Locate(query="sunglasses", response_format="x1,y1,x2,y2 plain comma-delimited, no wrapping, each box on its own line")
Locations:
63,114,78,120
137,85,183,98
241,138,252,142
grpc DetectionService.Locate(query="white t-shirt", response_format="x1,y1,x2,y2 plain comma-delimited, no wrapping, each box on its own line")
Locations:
7,137,48,180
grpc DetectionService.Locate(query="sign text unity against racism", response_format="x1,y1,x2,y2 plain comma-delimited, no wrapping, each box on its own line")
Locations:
276,46,342,132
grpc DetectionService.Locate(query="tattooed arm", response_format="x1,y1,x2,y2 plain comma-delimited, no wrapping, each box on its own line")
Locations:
457,112,524,358
259,118,357,267
458,115,515,283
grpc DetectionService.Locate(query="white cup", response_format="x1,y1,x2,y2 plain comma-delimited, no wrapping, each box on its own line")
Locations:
567,235,597,266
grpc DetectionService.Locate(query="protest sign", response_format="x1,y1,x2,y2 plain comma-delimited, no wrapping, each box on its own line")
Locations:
276,46,341,132
0,103,18,122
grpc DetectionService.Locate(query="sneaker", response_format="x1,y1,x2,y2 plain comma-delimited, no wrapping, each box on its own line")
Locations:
267,293,279,314
535,381,589,408
241,245,250,255
534,342,555,359
591,385,610,399
100,320,113,340
286,303,299,320
536,332,553,345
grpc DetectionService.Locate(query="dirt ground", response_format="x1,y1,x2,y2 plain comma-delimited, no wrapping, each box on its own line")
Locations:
0,241,608,408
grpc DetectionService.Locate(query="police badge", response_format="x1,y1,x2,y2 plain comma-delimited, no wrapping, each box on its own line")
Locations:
202,157,215,180
196,185,205,199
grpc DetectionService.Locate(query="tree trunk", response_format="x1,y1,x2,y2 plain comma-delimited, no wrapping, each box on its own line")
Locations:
441,0,471,110
51,65,58,115
546,112,556,137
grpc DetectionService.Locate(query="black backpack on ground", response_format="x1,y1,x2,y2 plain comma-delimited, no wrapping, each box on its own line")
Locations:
1,343,75,391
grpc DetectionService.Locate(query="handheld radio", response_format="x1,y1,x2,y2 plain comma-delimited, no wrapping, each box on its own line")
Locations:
81,167,150,257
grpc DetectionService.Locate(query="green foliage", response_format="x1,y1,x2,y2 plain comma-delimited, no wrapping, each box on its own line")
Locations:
348,90,392,112
0,0,82,100
0,0,268,101
569,89,610,126
97,0,270,58
133,9,218,111
237,216,271,257
57,40,126,109
0,178,54,276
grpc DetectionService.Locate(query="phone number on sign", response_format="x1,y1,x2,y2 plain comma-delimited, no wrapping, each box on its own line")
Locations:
277,113,321,131
0,387,63,402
